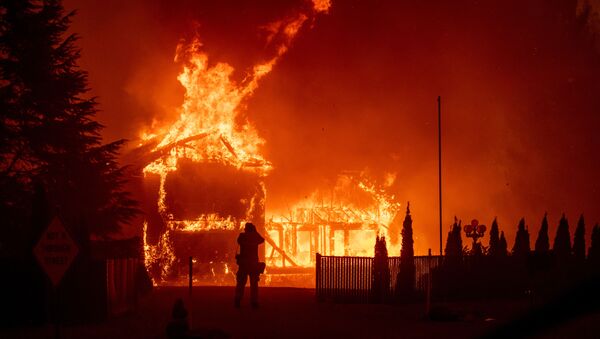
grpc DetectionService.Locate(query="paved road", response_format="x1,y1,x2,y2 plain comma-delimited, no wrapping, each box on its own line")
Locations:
2,286,582,338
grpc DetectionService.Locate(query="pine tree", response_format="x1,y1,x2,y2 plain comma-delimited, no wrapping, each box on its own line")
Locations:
0,0,138,240
499,231,508,256
372,235,390,302
553,214,572,261
488,217,500,257
396,203,416,298
444,217,463,271
588,223,600,263
444,221,455,257
444,216,463,257
512,218,530,257
535,213,550,254
573,214,586,261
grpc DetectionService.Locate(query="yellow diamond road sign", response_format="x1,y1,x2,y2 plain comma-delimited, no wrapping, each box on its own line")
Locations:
34,217,79,286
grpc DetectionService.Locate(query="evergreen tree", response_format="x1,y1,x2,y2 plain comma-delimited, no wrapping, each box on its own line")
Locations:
444,222,455,257
498,231,508,256
396,203,415,298
534,213,550,254
553,214,572,261
488,217,500,257
573,214,586,261
0,0,137,241
512,218,530,257
444,216,463,257
588,223,600,263
371,235,390,302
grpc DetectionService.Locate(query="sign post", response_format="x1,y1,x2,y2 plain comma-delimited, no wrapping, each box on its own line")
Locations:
34,217,79,339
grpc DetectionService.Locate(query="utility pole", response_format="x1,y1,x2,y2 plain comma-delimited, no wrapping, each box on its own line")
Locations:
438,96,443,256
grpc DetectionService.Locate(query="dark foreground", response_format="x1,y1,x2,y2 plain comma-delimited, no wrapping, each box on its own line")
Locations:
2,286,600,338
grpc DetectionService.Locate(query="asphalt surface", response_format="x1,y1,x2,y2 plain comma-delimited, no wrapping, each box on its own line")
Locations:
3,286,597,338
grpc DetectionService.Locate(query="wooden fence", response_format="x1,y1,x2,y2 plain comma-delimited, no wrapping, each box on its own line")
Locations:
316,254,442,302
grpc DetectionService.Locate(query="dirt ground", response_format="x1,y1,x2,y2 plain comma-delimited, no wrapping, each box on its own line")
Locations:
2,286,599,338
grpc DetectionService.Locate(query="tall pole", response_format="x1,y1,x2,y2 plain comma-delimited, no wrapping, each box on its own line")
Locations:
188,256,193,328
438,96,443,256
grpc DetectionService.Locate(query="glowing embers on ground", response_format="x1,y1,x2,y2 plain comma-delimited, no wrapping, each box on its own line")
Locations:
265,173,402,268
140,0,331,285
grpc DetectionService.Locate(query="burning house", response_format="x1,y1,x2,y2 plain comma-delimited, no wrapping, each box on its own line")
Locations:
139,131,269,284
264,173,402,271
136,1,331,285
137,47,274,283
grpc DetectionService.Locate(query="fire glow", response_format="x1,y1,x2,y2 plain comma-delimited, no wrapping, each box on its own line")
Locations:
140,0,402,285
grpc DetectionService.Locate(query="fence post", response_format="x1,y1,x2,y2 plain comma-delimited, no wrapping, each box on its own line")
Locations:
316,253,321,301
426,249,431,316
188,256,193,328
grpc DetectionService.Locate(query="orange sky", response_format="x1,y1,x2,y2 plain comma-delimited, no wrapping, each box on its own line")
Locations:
65,0,600,255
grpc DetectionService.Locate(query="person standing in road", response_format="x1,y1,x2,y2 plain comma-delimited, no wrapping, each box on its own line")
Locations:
234,222,265,309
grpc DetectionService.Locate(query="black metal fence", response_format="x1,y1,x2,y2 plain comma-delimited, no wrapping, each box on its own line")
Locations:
316,254,442,302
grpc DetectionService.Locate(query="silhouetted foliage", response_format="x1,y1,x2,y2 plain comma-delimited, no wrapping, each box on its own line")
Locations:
573,214,586,261
396,203,415,299
444,217,463,258
553,214,572,262
589,223,600,263
488,217,500,257
535,213,550,254
470,242,485,256
498,231,508,256
0,0,138,241
371,235,390,302
512,218,530,257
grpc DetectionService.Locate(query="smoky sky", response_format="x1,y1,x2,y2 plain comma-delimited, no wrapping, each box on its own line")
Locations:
65,0,600,254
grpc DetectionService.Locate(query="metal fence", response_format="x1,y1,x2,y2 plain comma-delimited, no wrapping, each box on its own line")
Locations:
316,254,442,302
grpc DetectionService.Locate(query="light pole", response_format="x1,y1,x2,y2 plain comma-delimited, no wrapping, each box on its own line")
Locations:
464,219,486,255
438,96,442,256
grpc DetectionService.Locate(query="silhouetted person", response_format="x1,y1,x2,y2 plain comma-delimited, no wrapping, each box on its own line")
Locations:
234,223,265,309
166,298,189,339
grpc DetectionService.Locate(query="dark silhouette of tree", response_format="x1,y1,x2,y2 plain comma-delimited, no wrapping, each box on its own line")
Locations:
553,214,572,262
498,231,508,256
573,214,586,262
0,0,138,240
444,216,463,257
534,213,550,254
488,217,500,257
588,223,600,263
396,203,415,299
512,218,530,257
371,235,390,303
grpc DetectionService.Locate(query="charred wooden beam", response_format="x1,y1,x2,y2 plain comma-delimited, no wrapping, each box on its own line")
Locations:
263,232,298,267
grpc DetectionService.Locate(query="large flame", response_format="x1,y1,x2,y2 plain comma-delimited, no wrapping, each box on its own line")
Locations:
265,173,401,267
141,0,331,283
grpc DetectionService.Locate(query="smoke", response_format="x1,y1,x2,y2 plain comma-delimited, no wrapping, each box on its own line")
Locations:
67,0,600,253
